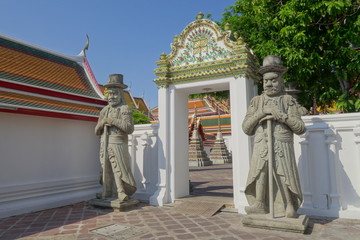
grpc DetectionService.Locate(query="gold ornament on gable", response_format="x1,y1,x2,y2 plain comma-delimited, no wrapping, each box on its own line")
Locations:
154,16,256,86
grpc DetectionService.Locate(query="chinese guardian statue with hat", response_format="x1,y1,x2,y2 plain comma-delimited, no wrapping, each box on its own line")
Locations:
242,56,306,218
95,74,137,202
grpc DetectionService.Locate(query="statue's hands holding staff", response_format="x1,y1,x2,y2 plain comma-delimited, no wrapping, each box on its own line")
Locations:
259,107,286,124
101,118,112,128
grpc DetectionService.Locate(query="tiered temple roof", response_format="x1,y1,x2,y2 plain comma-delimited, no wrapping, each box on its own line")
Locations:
0,34,151,121
134,96,151,117
151,96,231,139
0,34,106,121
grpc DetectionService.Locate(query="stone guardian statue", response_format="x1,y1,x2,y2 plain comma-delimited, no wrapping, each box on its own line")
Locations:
95,74,137,202
242,56,306,218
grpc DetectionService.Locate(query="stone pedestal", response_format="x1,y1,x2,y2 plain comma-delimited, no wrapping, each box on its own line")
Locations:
242,214,309,233
88,198,140,212
188,126,212,167
209,131,232,164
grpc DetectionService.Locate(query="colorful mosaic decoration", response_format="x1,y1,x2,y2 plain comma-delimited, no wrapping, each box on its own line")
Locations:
154,13,259,87
171,27,231,66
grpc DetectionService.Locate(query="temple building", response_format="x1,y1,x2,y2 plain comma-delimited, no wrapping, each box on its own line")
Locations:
0,33,151,121
151,95,232,151
0,34,106,120
0,34,149,218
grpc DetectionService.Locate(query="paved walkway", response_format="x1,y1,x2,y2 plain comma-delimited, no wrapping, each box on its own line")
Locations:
1,164,360,240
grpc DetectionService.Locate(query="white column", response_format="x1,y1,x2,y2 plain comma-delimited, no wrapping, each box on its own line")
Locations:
353,125,360,211
230,75,254,212
128,135,137,175
134,132,150,195
140,132,151,192
169,87,189,201
298,131,313,210
354,125,360,163
150,86,170,206
325,126,341,211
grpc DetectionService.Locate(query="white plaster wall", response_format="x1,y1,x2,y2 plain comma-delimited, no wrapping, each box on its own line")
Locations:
294,113,360,219
5,110,359,220
0,112,101,219
0,112,160,218
130,124,159,202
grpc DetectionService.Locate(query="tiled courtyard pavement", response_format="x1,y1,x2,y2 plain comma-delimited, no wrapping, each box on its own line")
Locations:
189,163,233,198
1,164,360,240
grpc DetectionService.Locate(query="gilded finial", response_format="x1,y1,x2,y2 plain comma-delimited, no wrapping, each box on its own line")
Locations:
234,32,239,39
225,23,231,31
160,53,167,60
197,12,204,20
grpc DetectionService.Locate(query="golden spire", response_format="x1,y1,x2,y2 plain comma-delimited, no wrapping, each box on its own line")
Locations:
197,12,204,20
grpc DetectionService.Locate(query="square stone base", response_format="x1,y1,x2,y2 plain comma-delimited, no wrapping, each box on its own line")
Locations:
242,214,309,233
88,198,140,212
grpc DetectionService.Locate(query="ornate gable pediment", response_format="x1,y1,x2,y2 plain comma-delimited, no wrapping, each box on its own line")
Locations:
154,13,258,87
169,20,232,67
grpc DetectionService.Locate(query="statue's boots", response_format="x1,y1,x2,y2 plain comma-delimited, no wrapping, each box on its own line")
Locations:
117,191,128,202
245,201,267,214
285,202,298,218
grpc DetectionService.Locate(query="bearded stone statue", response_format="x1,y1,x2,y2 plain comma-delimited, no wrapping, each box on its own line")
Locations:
95,74,137,202
242,56,306,218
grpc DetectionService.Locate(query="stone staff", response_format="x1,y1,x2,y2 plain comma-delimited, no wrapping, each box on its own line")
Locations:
101,124,110,199
267,119,274,218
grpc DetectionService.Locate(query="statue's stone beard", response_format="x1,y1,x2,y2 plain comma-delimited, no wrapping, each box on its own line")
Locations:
109,99,121,107
264,87,281,96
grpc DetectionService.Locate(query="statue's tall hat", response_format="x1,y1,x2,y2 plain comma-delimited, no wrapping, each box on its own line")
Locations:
259,55,288,75
104,74,128,89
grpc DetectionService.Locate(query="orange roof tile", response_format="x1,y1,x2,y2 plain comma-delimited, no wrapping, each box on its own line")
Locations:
0,36,102,99
0,45,88,92
0,35,106,120
0,90,101,116
134,97,149,114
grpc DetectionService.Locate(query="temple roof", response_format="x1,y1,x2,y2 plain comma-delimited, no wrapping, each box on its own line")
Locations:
151,96,231,135
134,97,151,116
200,114,231,135
0,35,104,99
151,95,229,119
99,85,151,117
0,34,106,121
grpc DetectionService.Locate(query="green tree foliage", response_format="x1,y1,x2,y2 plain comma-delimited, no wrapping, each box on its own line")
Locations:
133,110,151,124
189,90,230,100
221,0,360,112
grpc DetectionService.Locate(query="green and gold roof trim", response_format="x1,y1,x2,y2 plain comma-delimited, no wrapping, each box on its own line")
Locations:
154,13,259,87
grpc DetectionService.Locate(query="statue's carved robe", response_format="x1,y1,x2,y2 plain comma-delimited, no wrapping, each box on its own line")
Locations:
242,94,306,215
95,104,136,197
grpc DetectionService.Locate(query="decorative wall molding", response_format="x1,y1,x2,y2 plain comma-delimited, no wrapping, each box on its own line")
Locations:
295,113,360,219
0,177,100,218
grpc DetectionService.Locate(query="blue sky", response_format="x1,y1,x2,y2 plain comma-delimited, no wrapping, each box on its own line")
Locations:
0,0,236,108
